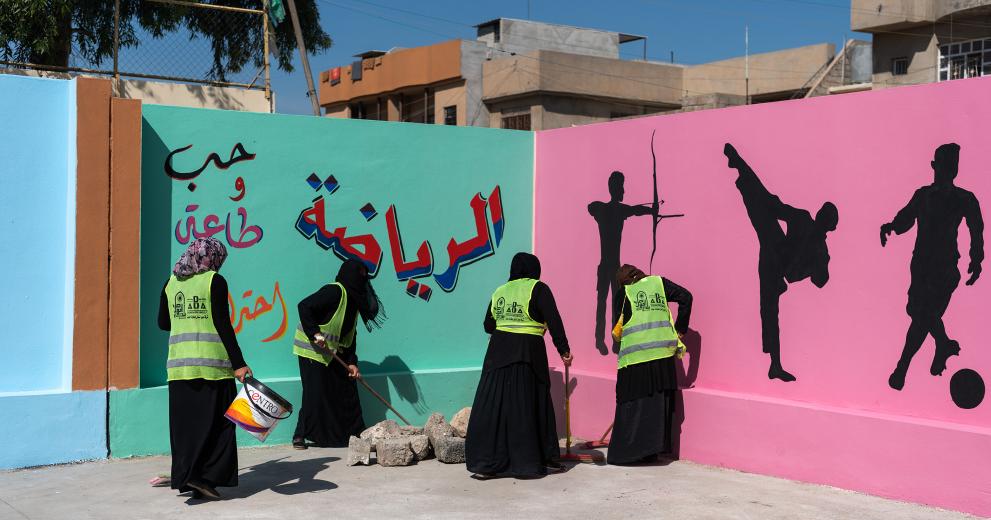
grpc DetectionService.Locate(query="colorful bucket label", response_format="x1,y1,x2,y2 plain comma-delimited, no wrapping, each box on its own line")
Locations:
224,383,287,442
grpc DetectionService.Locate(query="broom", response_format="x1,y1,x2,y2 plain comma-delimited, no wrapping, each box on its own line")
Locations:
326,348,413,426
559,363,601,463
583,422,613,449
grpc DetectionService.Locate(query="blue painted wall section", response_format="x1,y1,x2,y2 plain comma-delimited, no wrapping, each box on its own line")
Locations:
0,391,106,470
0,75,75,393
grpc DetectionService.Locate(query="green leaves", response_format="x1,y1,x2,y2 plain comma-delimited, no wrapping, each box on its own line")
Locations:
0,0,331,78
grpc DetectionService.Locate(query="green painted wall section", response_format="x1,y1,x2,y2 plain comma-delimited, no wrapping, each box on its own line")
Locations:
140,106,534,388
110,369,482,458
127,105,534,457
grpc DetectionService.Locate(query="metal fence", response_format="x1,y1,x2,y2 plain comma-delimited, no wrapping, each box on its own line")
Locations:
1,0,270,101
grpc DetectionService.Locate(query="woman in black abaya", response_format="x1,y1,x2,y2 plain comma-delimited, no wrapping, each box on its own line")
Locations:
158,237,252,501
607,264,693,465
466,252,573,478
292,259,385,449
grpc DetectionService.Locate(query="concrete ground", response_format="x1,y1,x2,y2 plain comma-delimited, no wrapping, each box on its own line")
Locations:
0,445,979,520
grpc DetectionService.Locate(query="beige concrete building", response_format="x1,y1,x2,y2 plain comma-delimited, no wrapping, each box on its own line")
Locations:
852,0,991,88
321,18,863,130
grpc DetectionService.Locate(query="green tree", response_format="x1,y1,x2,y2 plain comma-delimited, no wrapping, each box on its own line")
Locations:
0,0,332,80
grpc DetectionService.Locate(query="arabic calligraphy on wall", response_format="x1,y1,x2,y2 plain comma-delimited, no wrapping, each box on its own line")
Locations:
228,280,288,342
295,174,506,299
165,142,265,250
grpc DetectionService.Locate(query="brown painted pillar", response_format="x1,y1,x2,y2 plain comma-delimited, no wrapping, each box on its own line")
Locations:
108,97,142,390
72,78,112,391
71,78,142,391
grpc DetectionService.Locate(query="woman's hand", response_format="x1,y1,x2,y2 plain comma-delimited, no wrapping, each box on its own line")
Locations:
347,364,360,379
561,352,574,367
234,366,252,382
313,333,327,349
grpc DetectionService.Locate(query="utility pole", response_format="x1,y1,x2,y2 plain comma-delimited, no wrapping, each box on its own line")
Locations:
286,0,321,116
745,25,750,105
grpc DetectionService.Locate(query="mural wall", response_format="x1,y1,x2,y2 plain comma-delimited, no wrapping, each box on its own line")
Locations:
113,105,534,456
535,76,991,516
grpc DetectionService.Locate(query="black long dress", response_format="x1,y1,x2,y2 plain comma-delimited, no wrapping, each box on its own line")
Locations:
607,277,693,465
466,257,571,477
293,284,365,447
158,274,246,491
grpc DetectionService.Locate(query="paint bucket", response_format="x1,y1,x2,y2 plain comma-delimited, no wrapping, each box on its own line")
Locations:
224,376,293,442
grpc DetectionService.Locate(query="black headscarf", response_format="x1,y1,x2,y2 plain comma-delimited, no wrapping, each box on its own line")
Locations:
509,252,541,281
337,259,386,331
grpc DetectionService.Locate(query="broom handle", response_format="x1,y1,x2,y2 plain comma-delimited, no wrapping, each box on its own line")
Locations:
332,353,413,426
598,422,614,443
565,363,572,455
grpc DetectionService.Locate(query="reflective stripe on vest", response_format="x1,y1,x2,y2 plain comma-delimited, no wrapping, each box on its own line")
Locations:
491,278,547,336
164,271,234,381
293,283,355,366
618,276,683,369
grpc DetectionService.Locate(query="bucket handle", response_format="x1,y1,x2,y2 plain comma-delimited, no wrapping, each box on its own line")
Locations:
242,382,293,421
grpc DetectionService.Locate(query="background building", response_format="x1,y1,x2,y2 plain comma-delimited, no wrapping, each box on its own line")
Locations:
320,18,870,130
853,0,991,88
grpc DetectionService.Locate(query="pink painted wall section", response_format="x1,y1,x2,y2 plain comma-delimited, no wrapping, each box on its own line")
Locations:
535,76,991,516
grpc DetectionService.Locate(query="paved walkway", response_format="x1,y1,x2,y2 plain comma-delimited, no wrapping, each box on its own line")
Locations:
0,445,978,520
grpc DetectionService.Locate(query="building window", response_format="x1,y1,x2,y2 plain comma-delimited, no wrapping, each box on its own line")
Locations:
892,57,908,76
401,89,435,124
443,106,457,125
501,113,531,131
350,100,385,121
939,38,991,81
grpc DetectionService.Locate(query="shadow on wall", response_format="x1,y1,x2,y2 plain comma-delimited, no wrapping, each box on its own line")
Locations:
548,368,578,438
671,328,703,458
356,355,427,424
677,329,703,389
139,123,174,388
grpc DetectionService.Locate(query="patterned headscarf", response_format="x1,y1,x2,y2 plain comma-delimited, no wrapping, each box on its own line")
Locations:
173,238,228,278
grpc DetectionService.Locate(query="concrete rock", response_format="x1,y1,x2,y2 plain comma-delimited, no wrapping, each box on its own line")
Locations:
376,438,414,467
450,407,471,437
433,436,466,464
360,419,401,449
409,434,432,461
398,425,424,436
423,412,455,442
346,436,371,466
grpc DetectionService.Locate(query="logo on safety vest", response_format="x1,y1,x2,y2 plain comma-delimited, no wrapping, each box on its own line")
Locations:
173,292,186,318
650,292,667,312
185,295,209,319
494,297,506,319
635,291,649,311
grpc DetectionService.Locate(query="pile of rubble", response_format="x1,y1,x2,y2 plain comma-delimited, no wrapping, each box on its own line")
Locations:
347,407,471,467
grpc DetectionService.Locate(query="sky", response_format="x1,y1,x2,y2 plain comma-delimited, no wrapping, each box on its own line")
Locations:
271,0,862,115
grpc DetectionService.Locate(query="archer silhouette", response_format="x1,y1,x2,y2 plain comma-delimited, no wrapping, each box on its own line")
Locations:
881,143,984,391
588,171,657,355
724,143,838,382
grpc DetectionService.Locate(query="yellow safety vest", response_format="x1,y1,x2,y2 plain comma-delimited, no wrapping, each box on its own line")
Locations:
491,278,547,336
164,272,234,381
618,276,683,369
292,283,355,366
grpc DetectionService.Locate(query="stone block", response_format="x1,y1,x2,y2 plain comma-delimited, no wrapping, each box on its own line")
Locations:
450,407,471,438
346,436,371,466
376,438,414,467
433,436,466,464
